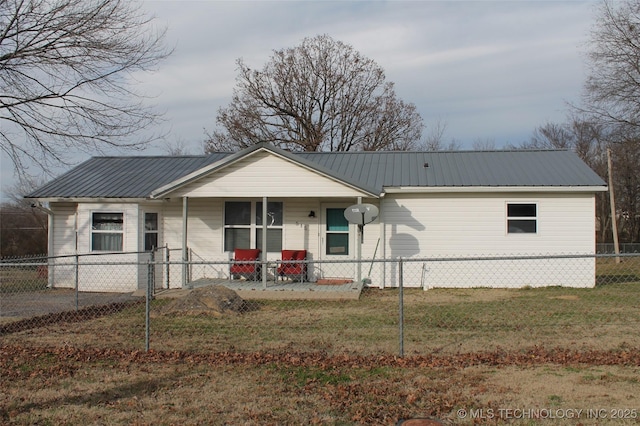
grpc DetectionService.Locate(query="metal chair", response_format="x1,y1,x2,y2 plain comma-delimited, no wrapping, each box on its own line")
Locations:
277,250,307,282
230,248,261,281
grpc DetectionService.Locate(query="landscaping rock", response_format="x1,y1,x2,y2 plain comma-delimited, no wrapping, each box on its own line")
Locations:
158,285,248,316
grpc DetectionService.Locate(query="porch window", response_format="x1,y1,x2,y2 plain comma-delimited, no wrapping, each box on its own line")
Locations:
326,208,349,255
256,201,283,252
224,201,283,252
507,203,537,234
224,202,251,251
144,212,158,251
92,212,123,251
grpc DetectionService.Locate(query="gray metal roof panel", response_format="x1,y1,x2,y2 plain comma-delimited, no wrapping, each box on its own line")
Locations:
26,154,231,198
296,150,606,188
26,148,606,199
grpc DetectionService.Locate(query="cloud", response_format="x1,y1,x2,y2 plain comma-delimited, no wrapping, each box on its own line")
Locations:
1,0,599,199
136,0,596,150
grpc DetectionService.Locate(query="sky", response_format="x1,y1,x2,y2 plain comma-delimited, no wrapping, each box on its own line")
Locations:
0,0,599,201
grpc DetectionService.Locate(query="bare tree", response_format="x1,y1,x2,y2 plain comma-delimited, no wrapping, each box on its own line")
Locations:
419,118,460,151
527,122,574,150
0,0,170,179
472,138,497,151
519,115,612,242
205,34,423,153
610,139,640,242
162,137,196,156
581,0,640,136
0,180,48,257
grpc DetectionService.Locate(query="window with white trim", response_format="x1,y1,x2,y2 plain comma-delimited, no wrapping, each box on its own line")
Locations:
92,212,123,251
507,203,537,234
326,208,349,255
224,201,283,252
144,212,158,251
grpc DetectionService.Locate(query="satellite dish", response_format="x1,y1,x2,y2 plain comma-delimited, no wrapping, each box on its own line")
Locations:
344,204,379,225
345,204,378,244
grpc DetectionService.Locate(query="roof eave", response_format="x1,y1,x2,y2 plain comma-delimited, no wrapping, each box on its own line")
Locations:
382,185,608,194
23,196,157,203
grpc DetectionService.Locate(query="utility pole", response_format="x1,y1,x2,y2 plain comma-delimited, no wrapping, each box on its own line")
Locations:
607,148,621,263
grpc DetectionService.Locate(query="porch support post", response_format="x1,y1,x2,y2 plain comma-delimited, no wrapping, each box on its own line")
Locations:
357,196,362,284
182,197,189,288
262,196,268,288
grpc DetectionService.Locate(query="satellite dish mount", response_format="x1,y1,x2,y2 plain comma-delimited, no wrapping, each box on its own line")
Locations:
344,204,379,243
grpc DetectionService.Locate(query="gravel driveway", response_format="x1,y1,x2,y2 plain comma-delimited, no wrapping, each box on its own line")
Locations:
1,288,143,320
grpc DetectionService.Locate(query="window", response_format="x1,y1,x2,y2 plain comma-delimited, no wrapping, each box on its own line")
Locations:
224,202,251,251
256,201,283,252
326,208,349,255
507,203,537,234
144,213,158,251
224,201,283,252
92,212,123,251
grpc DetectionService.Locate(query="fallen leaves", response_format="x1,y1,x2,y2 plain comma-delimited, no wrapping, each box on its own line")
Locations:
2,343,639,381
2,343,639,425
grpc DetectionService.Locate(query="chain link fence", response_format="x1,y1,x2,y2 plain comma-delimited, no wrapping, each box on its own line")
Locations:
597,243,640,253
2,251,639,356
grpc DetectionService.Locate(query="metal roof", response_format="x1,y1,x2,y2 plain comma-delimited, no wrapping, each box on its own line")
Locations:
26,154,230,198
26,146,606,199
296,149,607,189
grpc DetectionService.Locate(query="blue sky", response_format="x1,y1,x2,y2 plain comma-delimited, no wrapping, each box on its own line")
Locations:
1,0,597,200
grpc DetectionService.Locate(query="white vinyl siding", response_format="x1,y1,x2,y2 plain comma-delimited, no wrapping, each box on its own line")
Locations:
167,151,371,198
75,203,142,292
382,192,597,288
48,203,78,289
50,202,77,256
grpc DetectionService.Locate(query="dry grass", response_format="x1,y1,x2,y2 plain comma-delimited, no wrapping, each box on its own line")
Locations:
4,283,640,355
2,343,639,425
2,278,640,424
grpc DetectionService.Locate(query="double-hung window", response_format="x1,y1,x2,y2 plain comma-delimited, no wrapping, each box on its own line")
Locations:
224,201,283,252
256,201,283,252
92,212,123,251
144,213,158,251
507,203,537,234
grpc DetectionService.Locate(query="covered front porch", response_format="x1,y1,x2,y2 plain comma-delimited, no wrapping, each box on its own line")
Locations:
150,145,383,291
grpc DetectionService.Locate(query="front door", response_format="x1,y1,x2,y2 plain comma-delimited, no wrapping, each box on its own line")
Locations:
143,211,164,290
321,205,355,280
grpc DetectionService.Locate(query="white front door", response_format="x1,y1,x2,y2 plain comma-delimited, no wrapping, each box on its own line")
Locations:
320,204,355,280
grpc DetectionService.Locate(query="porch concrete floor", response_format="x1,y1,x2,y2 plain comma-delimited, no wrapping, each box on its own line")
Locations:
156,277,365,301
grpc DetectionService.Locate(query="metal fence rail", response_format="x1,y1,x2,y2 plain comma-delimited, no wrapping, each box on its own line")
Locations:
1,252,639,356
597,242,640,253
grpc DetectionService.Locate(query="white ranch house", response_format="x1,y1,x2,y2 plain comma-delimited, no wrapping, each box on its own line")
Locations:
26,143,607,292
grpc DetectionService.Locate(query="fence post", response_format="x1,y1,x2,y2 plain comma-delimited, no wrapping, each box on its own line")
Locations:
165,244,170,289
188,248,193,283
399,257,404,358
74,253,79,311
146,254,154,352
150,250,156,294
